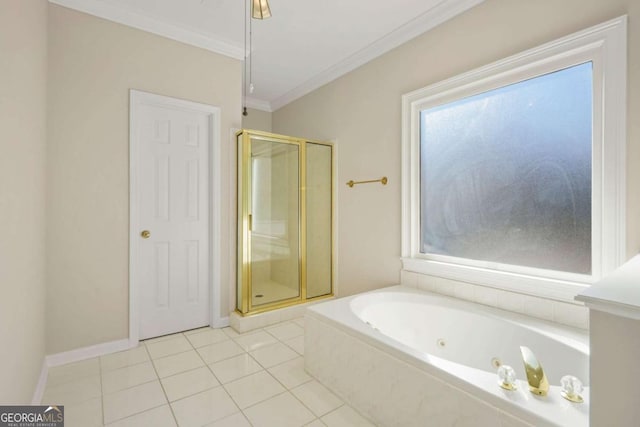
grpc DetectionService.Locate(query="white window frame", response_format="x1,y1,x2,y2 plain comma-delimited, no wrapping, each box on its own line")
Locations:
401,16,627,302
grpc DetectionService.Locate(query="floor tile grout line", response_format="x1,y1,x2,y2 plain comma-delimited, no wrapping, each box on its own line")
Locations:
240,388,330,426
221,369,287,412
267,370,314,391
320,404,364,426
101,358,155,381
231,332,277,349
167,329,250,425
162,363,218,384
201,352,248,366
156,332,248,426
213,385,244,426
249,349,300,370
246,351,266,371
238,389,291,413
45,359,102,389
48,320,311,426
246,346,278,371
141,343,180,427
188,336,233,350
288,381,346,420
190,344,246,426
206,353,267,386
102,347,169,425
43,372,102,394
102,376,164,397
280,336,305,356
164,382,223,406
240,410,257,427
102,405,168,427
100,356,151,374
268,355,307,391
221,327,243,339
253,321,303,339
214,411,256,427
98,356,105,426
192,334,227,389
148,347,198,363
278,333,305,344
104,400,168,425
245,339,294,358
99,345,157,396
203,356,226,386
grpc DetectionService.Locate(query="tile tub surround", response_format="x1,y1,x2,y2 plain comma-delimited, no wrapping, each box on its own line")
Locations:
305,288,589,427
400,270,589,330
40,319,373,427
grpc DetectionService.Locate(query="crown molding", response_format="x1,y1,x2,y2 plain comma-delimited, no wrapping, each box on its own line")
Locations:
270,0,485,111
48,0,245,60
244,97,273,112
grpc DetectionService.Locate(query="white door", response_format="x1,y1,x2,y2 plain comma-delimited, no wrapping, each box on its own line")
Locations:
132,92,213,340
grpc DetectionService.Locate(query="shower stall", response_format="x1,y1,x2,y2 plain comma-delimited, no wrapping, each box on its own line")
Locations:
236,130,334,315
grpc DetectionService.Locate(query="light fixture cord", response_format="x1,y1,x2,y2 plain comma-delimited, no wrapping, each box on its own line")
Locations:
242,0,247,116
249,7,253,91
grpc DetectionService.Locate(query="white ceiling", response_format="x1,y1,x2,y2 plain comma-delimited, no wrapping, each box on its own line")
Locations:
50,0,484,111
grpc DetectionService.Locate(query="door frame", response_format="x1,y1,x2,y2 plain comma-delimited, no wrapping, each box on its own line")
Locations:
129,89,223,346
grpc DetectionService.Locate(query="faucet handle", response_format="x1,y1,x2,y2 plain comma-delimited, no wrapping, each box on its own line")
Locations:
497,365,517,390
520,346,550,396
560,375,584,403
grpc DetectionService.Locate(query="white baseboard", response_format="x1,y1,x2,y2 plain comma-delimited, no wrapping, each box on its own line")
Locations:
31,359,48,405
33,325,235,402
213,316,230,329
46,338,133,368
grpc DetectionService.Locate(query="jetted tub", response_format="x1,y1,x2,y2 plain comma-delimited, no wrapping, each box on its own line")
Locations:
305,285,589,427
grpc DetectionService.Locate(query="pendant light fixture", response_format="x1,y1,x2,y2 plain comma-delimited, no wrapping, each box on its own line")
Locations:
252,0,272,20
243,0,272,116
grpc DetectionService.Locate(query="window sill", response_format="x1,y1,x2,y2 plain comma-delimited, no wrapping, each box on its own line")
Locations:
401,257,588,303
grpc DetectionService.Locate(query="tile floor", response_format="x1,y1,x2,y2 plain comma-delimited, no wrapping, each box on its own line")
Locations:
41,318,375,427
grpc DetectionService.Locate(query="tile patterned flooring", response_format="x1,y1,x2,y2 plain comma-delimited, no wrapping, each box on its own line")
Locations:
42,318,375,427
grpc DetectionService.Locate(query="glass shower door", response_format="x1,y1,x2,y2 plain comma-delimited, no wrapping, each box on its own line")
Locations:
305,142,333,298
249,137,301,308
237,130,333,316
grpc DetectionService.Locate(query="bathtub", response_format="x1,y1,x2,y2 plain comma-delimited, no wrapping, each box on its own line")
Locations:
304,285,589,427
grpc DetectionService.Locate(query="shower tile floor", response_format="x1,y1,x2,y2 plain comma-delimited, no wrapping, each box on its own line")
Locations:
250,279,299,307
42,318,374,427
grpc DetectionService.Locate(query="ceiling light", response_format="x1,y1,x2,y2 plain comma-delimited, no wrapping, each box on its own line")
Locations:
252,0,272,20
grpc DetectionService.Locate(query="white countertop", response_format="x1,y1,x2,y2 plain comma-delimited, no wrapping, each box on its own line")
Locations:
576,254,640,320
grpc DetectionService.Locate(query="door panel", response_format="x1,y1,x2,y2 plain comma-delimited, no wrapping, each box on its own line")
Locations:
305,142,333,298
249,138,300,307
137,104,210,340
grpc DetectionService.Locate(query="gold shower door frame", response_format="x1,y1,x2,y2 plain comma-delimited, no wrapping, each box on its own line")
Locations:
237,129,335,316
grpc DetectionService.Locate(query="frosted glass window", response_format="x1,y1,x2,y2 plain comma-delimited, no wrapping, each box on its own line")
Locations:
420,62,593,274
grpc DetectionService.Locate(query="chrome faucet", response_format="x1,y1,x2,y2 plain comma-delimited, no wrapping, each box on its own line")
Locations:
519,346,549,396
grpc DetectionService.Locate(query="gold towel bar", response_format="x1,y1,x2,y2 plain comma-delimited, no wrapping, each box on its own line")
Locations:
346,176,388,188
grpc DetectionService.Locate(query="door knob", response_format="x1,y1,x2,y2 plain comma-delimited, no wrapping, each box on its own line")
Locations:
140,230,151,239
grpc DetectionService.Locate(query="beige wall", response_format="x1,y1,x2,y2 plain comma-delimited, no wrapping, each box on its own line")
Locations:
273,0,640,297
242,108,272,132
0,0,48,403
47,5,241,354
